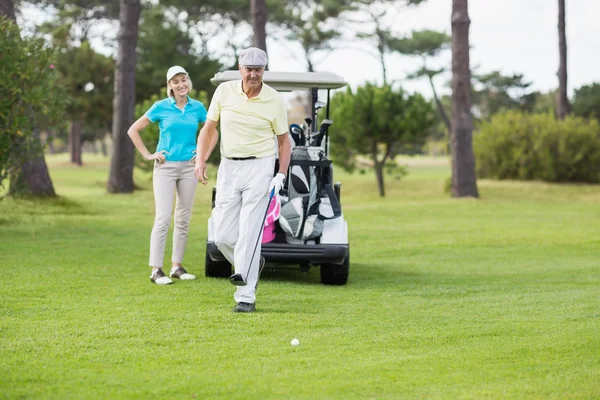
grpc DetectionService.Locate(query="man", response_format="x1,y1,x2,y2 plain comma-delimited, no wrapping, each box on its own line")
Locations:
195,47,291,313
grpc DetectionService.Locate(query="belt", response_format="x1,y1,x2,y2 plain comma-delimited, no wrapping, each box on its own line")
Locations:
226,156,257,161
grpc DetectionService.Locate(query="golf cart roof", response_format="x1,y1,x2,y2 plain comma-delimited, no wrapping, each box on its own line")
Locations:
210,71,347,91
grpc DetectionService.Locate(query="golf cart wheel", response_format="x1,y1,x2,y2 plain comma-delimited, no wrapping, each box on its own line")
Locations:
205,252,231,278
320,253,349,285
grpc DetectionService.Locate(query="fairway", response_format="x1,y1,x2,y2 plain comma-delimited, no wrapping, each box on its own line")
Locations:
1,154,599,399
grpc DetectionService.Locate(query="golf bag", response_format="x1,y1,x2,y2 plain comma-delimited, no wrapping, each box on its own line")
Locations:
279,147,341,243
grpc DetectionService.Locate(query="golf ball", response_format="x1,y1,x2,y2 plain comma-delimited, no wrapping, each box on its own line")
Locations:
291,338,300,346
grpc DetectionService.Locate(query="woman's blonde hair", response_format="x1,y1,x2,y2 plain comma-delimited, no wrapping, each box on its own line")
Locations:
167,74,193,99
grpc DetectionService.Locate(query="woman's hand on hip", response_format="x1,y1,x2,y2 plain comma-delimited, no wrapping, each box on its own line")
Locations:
145,150,168,164
195,160,208,185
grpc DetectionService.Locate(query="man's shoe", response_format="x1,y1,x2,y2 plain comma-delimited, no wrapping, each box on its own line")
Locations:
232,302,256,313
170,266,196,280
150,269,173,285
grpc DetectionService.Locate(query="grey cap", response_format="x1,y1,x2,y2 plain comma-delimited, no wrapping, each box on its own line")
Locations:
238,47,268,68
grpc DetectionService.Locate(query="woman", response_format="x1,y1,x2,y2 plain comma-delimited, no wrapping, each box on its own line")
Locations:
128,65,210,284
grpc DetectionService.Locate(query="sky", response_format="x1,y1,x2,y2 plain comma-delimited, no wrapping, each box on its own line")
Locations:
19,0,600,100
266,0,600,98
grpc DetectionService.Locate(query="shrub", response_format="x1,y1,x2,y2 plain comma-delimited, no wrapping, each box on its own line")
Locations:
474,111,600,183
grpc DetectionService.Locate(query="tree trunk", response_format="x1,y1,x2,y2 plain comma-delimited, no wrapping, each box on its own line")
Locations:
9,129,56,197
0,0,16,20
69,120,83,165
0,0,17,23
557,0,571,120
374,163,385,197
371,140,385,197
250,0,267,53
107,0,141,193
451,0,479,198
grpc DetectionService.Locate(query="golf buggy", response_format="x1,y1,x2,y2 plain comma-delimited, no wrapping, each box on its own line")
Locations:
204,71,350,285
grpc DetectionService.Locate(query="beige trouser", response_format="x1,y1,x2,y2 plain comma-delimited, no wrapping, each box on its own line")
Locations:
149,161,198,268
213,156,275,304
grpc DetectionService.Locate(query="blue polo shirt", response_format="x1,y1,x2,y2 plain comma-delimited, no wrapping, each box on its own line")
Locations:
145,97,207,162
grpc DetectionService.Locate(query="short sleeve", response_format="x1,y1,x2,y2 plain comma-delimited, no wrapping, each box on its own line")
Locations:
206,85,222,122
144,101,161,123
197,102,207,123
272,95,289,135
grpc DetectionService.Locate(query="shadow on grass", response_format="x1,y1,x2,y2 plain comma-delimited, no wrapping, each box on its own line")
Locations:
256,261,423,290
0,195,92,223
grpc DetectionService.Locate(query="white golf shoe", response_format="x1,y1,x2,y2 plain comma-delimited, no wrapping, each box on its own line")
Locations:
150,269,173,285
170,266,196,280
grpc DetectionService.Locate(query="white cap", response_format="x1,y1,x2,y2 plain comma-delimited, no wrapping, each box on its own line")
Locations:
166,66,188,81
238,47,268,68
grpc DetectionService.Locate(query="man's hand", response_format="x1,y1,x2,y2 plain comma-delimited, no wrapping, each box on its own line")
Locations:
269,173,286,195
195,160,208,185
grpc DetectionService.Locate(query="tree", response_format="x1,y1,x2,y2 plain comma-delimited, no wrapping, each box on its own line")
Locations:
328,83,435,197
269,0,355,116
1,3,62,197
251,0,267,52
450,0,478,198
572,83,600,122
52,43,114,165
36,0,121,165
348,0,427,84
472,70,532,119
159,0,251,65
270,0,354,72
557,0,571,120
392,29,452,132
107,0,141,193
135,5,222,103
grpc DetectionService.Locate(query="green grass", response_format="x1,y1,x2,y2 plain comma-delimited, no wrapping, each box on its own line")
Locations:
1,153,599,399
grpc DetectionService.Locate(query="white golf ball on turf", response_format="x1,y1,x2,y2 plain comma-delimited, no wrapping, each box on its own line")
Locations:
291,338,300,346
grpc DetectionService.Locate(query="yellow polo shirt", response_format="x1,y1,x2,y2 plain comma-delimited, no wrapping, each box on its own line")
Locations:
206,80,288,158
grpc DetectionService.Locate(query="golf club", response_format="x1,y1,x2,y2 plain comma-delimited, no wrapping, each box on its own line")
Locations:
229,187,276,286
304,117,313,146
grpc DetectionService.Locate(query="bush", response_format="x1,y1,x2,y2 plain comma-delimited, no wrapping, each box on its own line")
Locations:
474,111,600,183
133,89,214,173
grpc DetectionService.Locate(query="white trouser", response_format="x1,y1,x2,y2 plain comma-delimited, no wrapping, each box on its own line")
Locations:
149,161,198,268
213,156,274,304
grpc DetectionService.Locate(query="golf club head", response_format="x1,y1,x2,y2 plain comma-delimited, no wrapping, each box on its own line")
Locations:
320,119,333,129
289,124,303,146
229,273,247,286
